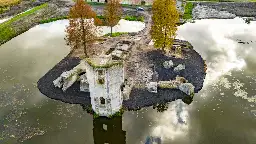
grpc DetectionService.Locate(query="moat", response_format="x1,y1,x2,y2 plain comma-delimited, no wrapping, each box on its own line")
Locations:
0,17,255,143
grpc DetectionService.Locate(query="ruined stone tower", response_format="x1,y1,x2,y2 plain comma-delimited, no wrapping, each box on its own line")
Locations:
84,55,124,117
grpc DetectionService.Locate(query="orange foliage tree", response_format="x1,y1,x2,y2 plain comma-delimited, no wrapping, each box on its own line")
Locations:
104,0,122,36
65,0,102,57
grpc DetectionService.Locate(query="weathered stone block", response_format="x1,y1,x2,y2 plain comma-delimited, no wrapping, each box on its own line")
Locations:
174,64,185,72
62,74,78,92
163,60,174,69
178,83,195,96
80,74,89,92
146,82,158,93
158,81,178,89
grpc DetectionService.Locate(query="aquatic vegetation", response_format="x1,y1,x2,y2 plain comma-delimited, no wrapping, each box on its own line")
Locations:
232,80,256,103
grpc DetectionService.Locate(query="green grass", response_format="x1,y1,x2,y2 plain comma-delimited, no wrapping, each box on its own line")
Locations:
109,107,124,118
104,32,128,37
97,15,105,20
39,16,68,24
183,2,193,20
0,3,48,44
124,15,144,22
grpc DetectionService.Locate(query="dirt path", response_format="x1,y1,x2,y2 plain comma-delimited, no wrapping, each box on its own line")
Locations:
124,11,154,87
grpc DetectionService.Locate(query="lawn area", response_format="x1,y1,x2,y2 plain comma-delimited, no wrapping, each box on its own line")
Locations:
0,3,48,45
183,2,193,20
104,32,128,37
124,15,144,22
39,16,68,24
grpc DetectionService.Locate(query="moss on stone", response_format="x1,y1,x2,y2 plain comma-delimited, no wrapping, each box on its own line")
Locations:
85,58,123,69
109,107,124,118
158,81,177,89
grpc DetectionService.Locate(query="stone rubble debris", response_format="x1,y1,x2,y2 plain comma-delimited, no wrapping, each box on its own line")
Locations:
53,61,87,92
174,64,185,72
163,60,174,69
146,76,195,96
146,82,158,93
179,83,195,96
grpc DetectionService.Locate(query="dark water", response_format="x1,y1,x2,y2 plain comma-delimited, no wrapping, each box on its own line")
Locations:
0,18,255,144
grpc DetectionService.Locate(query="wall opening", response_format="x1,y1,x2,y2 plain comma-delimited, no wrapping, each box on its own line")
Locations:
100,97,105,105
97,69,105,85
103,124,107,130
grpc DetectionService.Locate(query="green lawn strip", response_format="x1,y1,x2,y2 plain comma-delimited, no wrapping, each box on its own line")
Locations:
183,2,193,20
0,3,48,44
39,15,68,24
124,15,144,22
104,32,128,37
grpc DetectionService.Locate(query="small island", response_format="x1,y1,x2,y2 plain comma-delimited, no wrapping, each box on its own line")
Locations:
37,0,206,117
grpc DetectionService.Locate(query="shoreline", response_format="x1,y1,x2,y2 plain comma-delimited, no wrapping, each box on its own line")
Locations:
0,1,146,46
2,1,256,46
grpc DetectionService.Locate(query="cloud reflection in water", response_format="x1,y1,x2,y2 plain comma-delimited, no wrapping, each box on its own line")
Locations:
150,17,256,143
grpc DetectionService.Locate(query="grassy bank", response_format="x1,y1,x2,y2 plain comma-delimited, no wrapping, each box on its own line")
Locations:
183,2,193,20
39,16,68,24
104,32,128,37
124,15,144,22
0,3,48,45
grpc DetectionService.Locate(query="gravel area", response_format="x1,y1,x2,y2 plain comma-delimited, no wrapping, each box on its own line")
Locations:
37,55,92,106
192,2,256,19
124,41,206,110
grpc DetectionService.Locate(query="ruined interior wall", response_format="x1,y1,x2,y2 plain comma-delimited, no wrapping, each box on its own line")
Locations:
107,65,124,113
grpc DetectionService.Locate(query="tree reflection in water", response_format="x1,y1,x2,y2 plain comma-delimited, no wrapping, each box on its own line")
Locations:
153,102,169,112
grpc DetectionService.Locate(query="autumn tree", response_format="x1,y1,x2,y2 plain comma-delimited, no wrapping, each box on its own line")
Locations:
104,0,122,36
151,0,179,53
65,0,102,57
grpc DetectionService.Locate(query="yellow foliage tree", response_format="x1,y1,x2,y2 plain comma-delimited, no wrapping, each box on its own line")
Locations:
151,0,179,53
104,0,122,36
